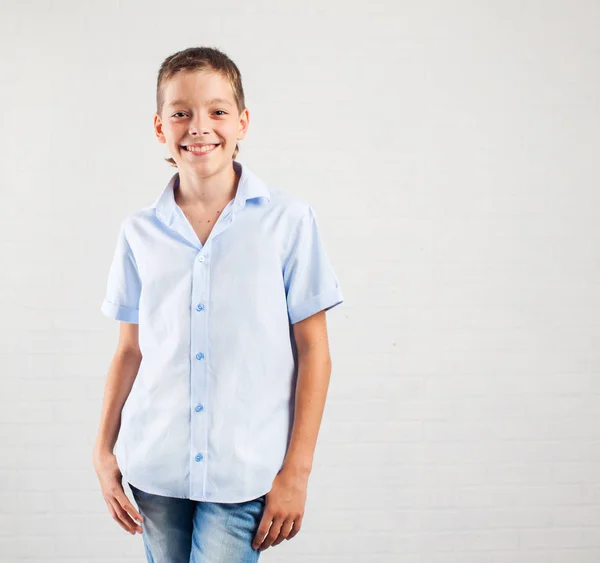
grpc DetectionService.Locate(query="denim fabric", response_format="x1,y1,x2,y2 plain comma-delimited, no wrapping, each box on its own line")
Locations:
129,482,266,563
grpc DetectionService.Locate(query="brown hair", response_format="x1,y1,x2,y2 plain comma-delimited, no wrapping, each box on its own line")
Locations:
156,46,246,167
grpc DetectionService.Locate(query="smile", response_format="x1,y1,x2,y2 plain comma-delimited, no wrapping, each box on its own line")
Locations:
182,144,220,155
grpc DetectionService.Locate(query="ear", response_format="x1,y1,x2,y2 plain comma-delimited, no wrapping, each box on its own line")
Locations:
154,113,166,144
237,107,250,142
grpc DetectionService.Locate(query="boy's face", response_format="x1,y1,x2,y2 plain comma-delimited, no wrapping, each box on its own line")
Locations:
154,69,248,171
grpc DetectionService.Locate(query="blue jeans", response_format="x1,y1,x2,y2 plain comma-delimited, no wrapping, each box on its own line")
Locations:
129,482,266,563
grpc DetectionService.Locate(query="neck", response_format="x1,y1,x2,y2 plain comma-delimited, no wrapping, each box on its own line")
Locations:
175,161,240,211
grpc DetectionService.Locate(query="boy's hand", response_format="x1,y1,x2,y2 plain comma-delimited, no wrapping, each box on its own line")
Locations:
93,449,144,535
252,468,308,551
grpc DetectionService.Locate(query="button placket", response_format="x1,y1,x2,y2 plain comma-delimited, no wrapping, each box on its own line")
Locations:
186,202,235,498
190,248,210,498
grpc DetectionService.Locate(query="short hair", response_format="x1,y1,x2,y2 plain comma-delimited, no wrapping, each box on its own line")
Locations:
156,46,246,167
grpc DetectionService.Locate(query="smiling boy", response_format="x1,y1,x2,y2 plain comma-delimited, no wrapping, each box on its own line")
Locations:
94,46,343,561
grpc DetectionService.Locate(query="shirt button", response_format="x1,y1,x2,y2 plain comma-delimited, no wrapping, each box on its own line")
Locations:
196,352,204,360
196,303,204,311
198,255,205,262
195,404,204,412
195,453,203,462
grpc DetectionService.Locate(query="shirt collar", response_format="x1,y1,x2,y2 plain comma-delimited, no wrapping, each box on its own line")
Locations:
151,160,271,226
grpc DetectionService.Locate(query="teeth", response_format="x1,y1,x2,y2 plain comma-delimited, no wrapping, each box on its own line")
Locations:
187,144,217,153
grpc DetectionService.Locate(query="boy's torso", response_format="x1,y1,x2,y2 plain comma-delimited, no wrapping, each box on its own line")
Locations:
104,161,344,502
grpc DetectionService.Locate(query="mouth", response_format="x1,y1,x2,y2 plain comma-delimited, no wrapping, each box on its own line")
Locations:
181,144,221,155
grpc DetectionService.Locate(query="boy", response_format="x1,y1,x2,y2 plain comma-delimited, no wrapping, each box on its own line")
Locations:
93,46,343,562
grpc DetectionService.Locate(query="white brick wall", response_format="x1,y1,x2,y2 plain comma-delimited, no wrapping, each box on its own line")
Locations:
1,0,599,561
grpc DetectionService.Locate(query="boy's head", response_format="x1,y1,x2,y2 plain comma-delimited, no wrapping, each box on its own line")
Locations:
154,46,248,169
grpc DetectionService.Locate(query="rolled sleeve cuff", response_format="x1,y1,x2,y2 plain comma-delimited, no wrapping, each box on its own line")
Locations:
288,287,344,324
101,298,139,324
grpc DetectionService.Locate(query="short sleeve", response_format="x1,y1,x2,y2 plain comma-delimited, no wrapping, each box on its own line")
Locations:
283,205,344,324
100,219,141,324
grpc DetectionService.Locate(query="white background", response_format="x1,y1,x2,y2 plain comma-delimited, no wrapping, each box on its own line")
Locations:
1,1,599,562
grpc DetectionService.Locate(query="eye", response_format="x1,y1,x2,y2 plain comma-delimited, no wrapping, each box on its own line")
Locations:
172,112,187,118
215,110,227,116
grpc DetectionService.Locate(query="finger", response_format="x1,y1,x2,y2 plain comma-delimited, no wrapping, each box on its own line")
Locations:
115,489,145,530
107,498,140,534
252,514,272,550
257,517,284,551
287,515,303,540
123,498,145,528
271,518,294,546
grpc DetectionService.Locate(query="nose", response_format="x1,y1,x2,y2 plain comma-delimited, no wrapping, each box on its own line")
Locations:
189,110,210,135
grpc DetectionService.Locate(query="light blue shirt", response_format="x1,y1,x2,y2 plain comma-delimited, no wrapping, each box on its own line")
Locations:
101,160,343,502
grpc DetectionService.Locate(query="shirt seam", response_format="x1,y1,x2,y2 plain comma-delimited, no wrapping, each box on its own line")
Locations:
285,207,308,265
122,220,142,279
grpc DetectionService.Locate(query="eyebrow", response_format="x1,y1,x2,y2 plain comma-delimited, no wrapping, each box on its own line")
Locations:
167,97,233,108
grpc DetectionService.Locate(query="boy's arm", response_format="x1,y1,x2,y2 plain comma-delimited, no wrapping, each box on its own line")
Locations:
281,310,332,477
93,322,142,457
